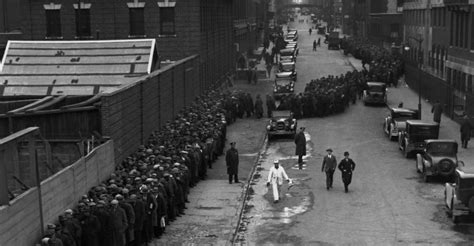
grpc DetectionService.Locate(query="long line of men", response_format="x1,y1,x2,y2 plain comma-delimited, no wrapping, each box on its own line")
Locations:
342,37,404,87
39,90,243,246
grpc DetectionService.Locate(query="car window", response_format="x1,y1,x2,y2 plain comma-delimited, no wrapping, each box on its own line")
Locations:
275,80,291,86
427,142,456,155
368,85,385,92
410,125,437,135
393,112,417,120
280,64,294,71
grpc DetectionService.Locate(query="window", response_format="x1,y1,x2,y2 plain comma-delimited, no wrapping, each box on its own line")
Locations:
468,75,473,94
45,10,61,37
75,8,91,37
160,7,175,35
472,13,474,50
129,8,145,36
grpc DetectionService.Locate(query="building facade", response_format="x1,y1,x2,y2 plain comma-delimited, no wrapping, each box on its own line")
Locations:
233,0,263,69
353,0,371,38
403,0,474,118
368,0,404,46
5,0,234,88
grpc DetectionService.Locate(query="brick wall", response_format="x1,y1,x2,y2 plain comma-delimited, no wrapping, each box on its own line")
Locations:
0,140,114,246
101,55,200,163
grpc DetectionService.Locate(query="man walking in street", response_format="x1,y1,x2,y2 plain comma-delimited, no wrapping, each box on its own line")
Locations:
313,40,317,52
460,114,472,148
432,100,443,124
294,127,307,169
226,142,240,184
338,151,356,193
321,149,337,190
267,160,292,203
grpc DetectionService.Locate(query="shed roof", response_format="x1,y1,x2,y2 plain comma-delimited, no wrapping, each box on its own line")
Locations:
0,39,157,96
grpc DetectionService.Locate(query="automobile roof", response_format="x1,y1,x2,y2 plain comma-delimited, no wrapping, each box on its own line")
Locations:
367,82,386,86
406,120,439,126
424,139,457,144
276,72,292,78
391,107,418,113
279,61,295,65
280,48,294,52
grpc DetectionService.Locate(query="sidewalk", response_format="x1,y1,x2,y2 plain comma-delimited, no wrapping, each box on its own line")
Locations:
346,55,474,161
152,73,275,246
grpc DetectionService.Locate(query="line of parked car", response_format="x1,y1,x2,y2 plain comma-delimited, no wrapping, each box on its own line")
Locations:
267,29,300,140
381,101,471,223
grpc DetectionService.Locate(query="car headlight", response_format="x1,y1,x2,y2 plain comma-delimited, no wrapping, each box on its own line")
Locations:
274,88,277,92
266,125,271,130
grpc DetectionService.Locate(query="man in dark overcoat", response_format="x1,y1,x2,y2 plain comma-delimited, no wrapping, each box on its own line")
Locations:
109,199,128,246
431,100,443,124
294,127,307,169
80,207,101,246
226,142,240,184
460,114,472,148
321,149,337,190
338,151,356,193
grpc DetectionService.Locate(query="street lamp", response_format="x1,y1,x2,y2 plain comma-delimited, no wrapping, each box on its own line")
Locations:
404,36,423,119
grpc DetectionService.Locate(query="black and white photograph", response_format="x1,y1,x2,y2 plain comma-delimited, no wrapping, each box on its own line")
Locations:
1,0,474,245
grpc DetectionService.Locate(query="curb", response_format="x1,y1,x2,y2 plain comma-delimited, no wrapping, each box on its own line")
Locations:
227,134,269,245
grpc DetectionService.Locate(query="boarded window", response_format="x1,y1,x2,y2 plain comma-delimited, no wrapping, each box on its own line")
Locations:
75,9,91,37
46,10,61,37
129,8,145,36
160,7,175,35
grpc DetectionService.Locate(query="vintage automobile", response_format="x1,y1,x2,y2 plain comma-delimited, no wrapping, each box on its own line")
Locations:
273,77,295,99
317,26,326,34
277,61,297,81
416,140,460,182
285,33,297,42
383,107,419,140
398,120,439,158
287,30,298,40
363,82,387,105
280,48,296,62
266,110,297,140
444,164,474,224
285,44,299,56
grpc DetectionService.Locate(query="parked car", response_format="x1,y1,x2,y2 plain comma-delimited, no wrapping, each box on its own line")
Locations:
277,61,297,81
280,48,296,62
328,31,341,50
285,44,299,56
416,140,460,182
285,33,297,41
266,110,297,140
273,77,295,99
445,164,474,224
383,107,419,140
317,26,326,34
398,120,439,158
363,82,387,105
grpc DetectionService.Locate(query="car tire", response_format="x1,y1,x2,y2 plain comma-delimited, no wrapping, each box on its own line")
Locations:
468,197,474,213
438,158,455,177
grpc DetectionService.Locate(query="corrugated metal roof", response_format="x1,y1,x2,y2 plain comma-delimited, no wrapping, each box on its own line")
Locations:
0,39,157,96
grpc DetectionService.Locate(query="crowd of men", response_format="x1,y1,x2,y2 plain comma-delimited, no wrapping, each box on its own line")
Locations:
39,90,243,246
342,37,405,87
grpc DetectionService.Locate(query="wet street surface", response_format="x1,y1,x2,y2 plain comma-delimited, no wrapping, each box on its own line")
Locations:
235,16,474,245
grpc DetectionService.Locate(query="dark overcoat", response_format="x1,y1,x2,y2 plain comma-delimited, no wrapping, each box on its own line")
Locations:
461,119,472,141
294,131,306,156
226,148,239,175
338,158,356,185
432,103,443,123
81,214,101,246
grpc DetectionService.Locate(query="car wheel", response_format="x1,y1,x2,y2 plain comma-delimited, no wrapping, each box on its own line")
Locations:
468,197,474,213
268,134,273,141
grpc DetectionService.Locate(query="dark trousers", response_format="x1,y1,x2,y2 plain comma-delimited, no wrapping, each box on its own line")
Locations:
325,170,335,189
342,172,352,192
298,154,303,169
229,174,239,183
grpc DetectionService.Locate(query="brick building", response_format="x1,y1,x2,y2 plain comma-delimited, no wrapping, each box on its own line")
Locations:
403,0,474,118
353,0,371,38
8,0,234,88
368,0,404,46
233,0,264,69
0,0,23,56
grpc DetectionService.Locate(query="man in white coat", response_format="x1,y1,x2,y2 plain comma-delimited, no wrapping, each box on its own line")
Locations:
267,159,292,203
